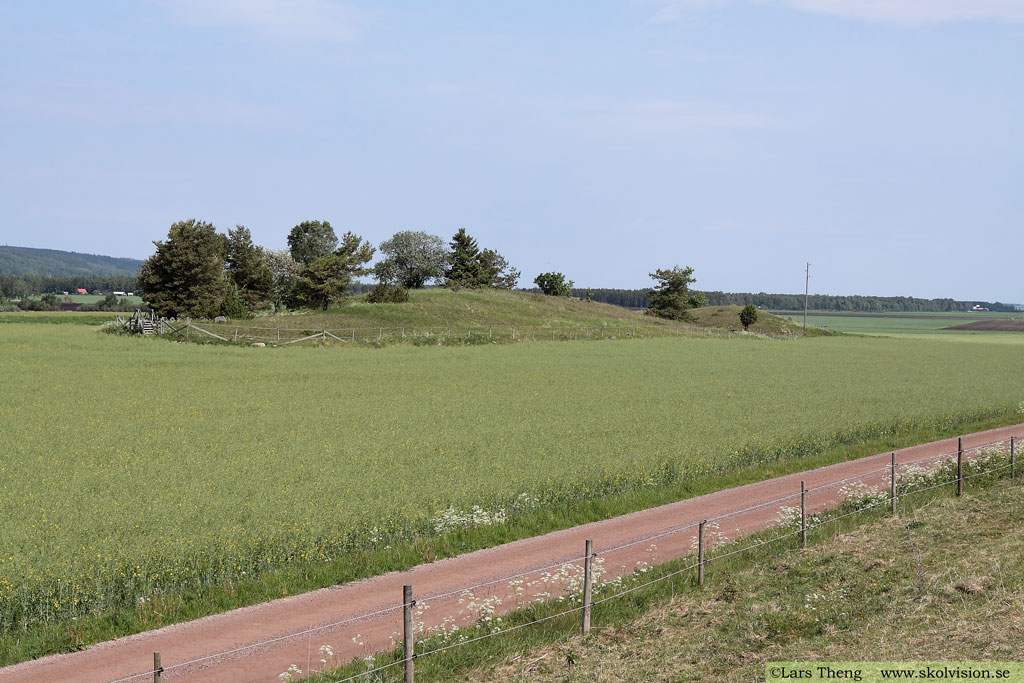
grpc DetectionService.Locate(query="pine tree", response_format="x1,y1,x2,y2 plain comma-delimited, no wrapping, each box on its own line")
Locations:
445,228,488,289
138,219,228,318
226,225,273,309
646,266,707,320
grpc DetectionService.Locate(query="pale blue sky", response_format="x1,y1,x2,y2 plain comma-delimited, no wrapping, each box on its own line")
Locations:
1,1,1021,300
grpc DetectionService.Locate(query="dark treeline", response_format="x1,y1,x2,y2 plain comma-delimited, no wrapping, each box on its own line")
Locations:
0,274,138,298
703,291,1019,313
519,288,650,308
523,287,1017,313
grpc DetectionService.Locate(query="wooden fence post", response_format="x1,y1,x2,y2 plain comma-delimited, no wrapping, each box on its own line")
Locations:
890,453,896,515
153,651,162,683
1012,436,1016,481
351,328,355,342
957,437,963,497
582,539,593,634
276,328,280,343
697,520,706,586
233,327,238,342
512,327,516,340
800,481,807,549
404,585,414,683
379,327,382,341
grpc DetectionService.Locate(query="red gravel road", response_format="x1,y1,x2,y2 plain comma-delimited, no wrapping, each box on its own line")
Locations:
3,424,1021,683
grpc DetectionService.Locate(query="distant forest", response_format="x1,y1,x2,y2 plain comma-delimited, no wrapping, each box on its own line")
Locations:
542,288,1020,313
0,246,143,277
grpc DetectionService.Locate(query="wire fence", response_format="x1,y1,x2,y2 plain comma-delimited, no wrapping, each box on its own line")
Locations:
107,435,1017,683
154,319,797,347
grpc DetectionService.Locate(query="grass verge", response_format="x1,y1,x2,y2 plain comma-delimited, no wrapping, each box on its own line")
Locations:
319,449,1023,682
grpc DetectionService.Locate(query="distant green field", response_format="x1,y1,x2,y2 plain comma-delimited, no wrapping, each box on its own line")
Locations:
24,293,144,306
2,321,1023,650
775,310,1024,338
0,311,121,325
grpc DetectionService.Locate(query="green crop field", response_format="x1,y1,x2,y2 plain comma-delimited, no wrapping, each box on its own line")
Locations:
2,317,1024,662
773,310,1024,337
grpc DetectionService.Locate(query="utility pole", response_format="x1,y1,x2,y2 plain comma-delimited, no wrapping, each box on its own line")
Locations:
803,262,810,331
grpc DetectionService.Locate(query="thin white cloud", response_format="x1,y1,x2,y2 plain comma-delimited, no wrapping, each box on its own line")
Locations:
641,0,1024,24
157,0,362,42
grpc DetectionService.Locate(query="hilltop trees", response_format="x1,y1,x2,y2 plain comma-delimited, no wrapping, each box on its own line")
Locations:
479,248,520,289
441,229,521,290
445,228,489,288
646,266,706,320
534,272,573,297
226,226,273,309
287,220,338,266
265,249,301,312
138,219,229,318
294,232,375,310
374,231,447,288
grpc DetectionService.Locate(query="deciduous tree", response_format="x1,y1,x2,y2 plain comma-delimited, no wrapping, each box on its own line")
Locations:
374,231,446,288
534,271,573,297
265,249,301,312
287,220,338,266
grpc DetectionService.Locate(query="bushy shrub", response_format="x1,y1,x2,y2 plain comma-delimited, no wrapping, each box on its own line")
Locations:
366,283,410,303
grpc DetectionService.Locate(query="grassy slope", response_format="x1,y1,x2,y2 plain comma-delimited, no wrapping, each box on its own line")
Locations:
687,305,831,335
446,480,1024,682
240,290,803,333
253,289,659,328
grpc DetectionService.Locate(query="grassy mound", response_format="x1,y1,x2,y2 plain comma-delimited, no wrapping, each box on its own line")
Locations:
239,291,819,338
687,305,834,336
260,288,665,329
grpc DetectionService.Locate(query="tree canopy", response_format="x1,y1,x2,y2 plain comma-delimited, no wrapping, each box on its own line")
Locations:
445,228,489,288
534,271,573,297
137,219,229,318
739,304,759,330
226,225,273,309
287,220,338,266
646,266,707,320
374,231,447,288
479,248,521,289
293,232,374,310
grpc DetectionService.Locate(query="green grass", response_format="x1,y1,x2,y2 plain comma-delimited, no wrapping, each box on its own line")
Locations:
22,294,146,306
687,305,831,336
2,319,1024,663
775,310,1024,338
0,311,122,325
321,458,1022,682
159,291,810,346
254,288,661,329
